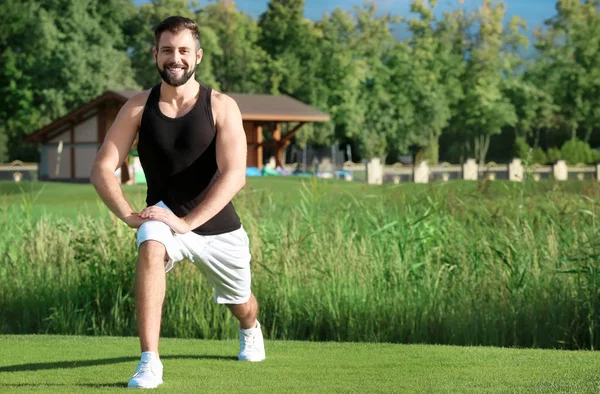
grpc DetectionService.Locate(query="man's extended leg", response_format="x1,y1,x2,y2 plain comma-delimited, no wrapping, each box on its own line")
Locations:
128,240,167,389
227,293,265,362
136,240,168,352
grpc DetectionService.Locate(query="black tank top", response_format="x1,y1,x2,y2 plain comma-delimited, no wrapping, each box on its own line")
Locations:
137,83,241,235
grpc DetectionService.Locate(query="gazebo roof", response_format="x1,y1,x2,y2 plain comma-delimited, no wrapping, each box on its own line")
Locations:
26,89,330,142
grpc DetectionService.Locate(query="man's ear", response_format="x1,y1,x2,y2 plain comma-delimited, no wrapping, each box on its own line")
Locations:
152,47,158,61
196,48,204,65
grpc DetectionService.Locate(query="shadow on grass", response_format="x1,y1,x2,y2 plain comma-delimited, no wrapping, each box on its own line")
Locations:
0,354,237,373
0,382,128,388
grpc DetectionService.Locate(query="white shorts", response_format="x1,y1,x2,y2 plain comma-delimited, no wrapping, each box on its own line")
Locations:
136,201,252,304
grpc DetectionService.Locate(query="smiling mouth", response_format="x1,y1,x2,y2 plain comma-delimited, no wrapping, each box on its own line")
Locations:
166,65,186,73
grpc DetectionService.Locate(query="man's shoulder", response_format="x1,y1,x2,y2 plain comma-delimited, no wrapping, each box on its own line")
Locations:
127,89,153,109
209,89,241,125
119,89,152,120
210,89,239,111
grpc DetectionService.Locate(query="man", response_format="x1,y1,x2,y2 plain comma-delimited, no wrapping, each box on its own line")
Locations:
91,16,265,389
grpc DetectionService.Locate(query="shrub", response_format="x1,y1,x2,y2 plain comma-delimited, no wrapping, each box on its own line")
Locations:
546,147,561,163
560,139,600,165
513,137,547,165
513,137,531,162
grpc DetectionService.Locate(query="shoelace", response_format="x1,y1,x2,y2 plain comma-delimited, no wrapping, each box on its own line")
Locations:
242,332,257,350
133,361,156,377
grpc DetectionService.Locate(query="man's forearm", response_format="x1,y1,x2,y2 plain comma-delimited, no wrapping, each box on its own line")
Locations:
91,166,136,222
184,170,245,230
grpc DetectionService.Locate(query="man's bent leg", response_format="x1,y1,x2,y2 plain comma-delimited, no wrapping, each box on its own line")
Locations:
227,293,265,362
226,293,258,329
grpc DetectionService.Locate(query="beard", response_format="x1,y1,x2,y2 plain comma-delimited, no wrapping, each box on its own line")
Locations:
156,61,197,87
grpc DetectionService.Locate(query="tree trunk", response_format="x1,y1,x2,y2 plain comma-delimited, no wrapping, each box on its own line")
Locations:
534,128,541,148
463,139,471,164
481,135,491,165
584,127,592,143
475,134,491,166
429,133,440,165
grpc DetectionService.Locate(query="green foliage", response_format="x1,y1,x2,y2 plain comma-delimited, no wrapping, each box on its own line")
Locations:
0,0,139,161
198,3,268,93
547,147,562,163
456,0,522,165
560,138,600,165
512,137,547,165
531,147,548,165
513,137,531,161
4,178,600,350
0,132,8,163
2,0,600,165
534,0,600,142
404,0,464,164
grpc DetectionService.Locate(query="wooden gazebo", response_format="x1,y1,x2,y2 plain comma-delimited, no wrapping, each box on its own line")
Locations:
230,94,330,169
25,89,330,182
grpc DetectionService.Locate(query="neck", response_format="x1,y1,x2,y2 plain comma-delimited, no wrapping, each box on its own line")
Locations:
160,80,199,103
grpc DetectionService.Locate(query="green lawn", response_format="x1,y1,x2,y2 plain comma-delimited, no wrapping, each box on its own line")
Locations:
2,177,600,220
0,335,598,393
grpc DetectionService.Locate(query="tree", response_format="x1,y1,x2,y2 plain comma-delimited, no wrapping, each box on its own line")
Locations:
197,1,268,93
503,77,556,147
351,3,404,159
454,0,524,164
258,0,333,146
0,0,139,161
404,0,465,164
534,0,600,143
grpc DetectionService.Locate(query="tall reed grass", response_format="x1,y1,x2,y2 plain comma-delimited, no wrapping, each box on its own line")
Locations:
2,179,600,349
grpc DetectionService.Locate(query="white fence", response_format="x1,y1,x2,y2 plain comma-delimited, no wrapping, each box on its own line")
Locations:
282,158,599,184
361,158,599,184
3,159,599,185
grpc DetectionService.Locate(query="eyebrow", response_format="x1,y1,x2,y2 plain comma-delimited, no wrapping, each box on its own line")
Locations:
159,46,192,50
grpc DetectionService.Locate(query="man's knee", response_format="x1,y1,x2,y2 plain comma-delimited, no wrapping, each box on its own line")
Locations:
227,294,258,315
139,240,169,263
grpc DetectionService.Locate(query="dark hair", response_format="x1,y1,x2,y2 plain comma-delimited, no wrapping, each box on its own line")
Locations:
154,16,201,50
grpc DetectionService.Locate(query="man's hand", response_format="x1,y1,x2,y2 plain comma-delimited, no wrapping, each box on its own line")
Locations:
123,213,147,229
140,206,192,234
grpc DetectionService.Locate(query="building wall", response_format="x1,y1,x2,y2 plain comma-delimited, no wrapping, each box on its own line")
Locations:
46,143,71,179
75,145,98,179
244,121,262,169
74,116,97,142
40,147,48,177
48,127,70,144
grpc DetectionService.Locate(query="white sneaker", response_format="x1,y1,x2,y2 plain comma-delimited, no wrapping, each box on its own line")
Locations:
238,320,266,362
128,352,163,389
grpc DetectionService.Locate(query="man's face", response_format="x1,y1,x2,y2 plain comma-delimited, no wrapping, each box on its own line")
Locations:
154,30,202,87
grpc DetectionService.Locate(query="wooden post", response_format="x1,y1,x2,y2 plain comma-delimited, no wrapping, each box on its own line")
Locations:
275,122,305,168
509,158,524,182
366,158,383,185
272,122,283,167
414,161,429,183
256,123,263,170
462,159,478,181
554,160,568,181
272,122,281,142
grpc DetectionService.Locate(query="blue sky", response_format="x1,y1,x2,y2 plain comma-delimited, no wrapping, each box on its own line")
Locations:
193,0,558,31
135,1,558,30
